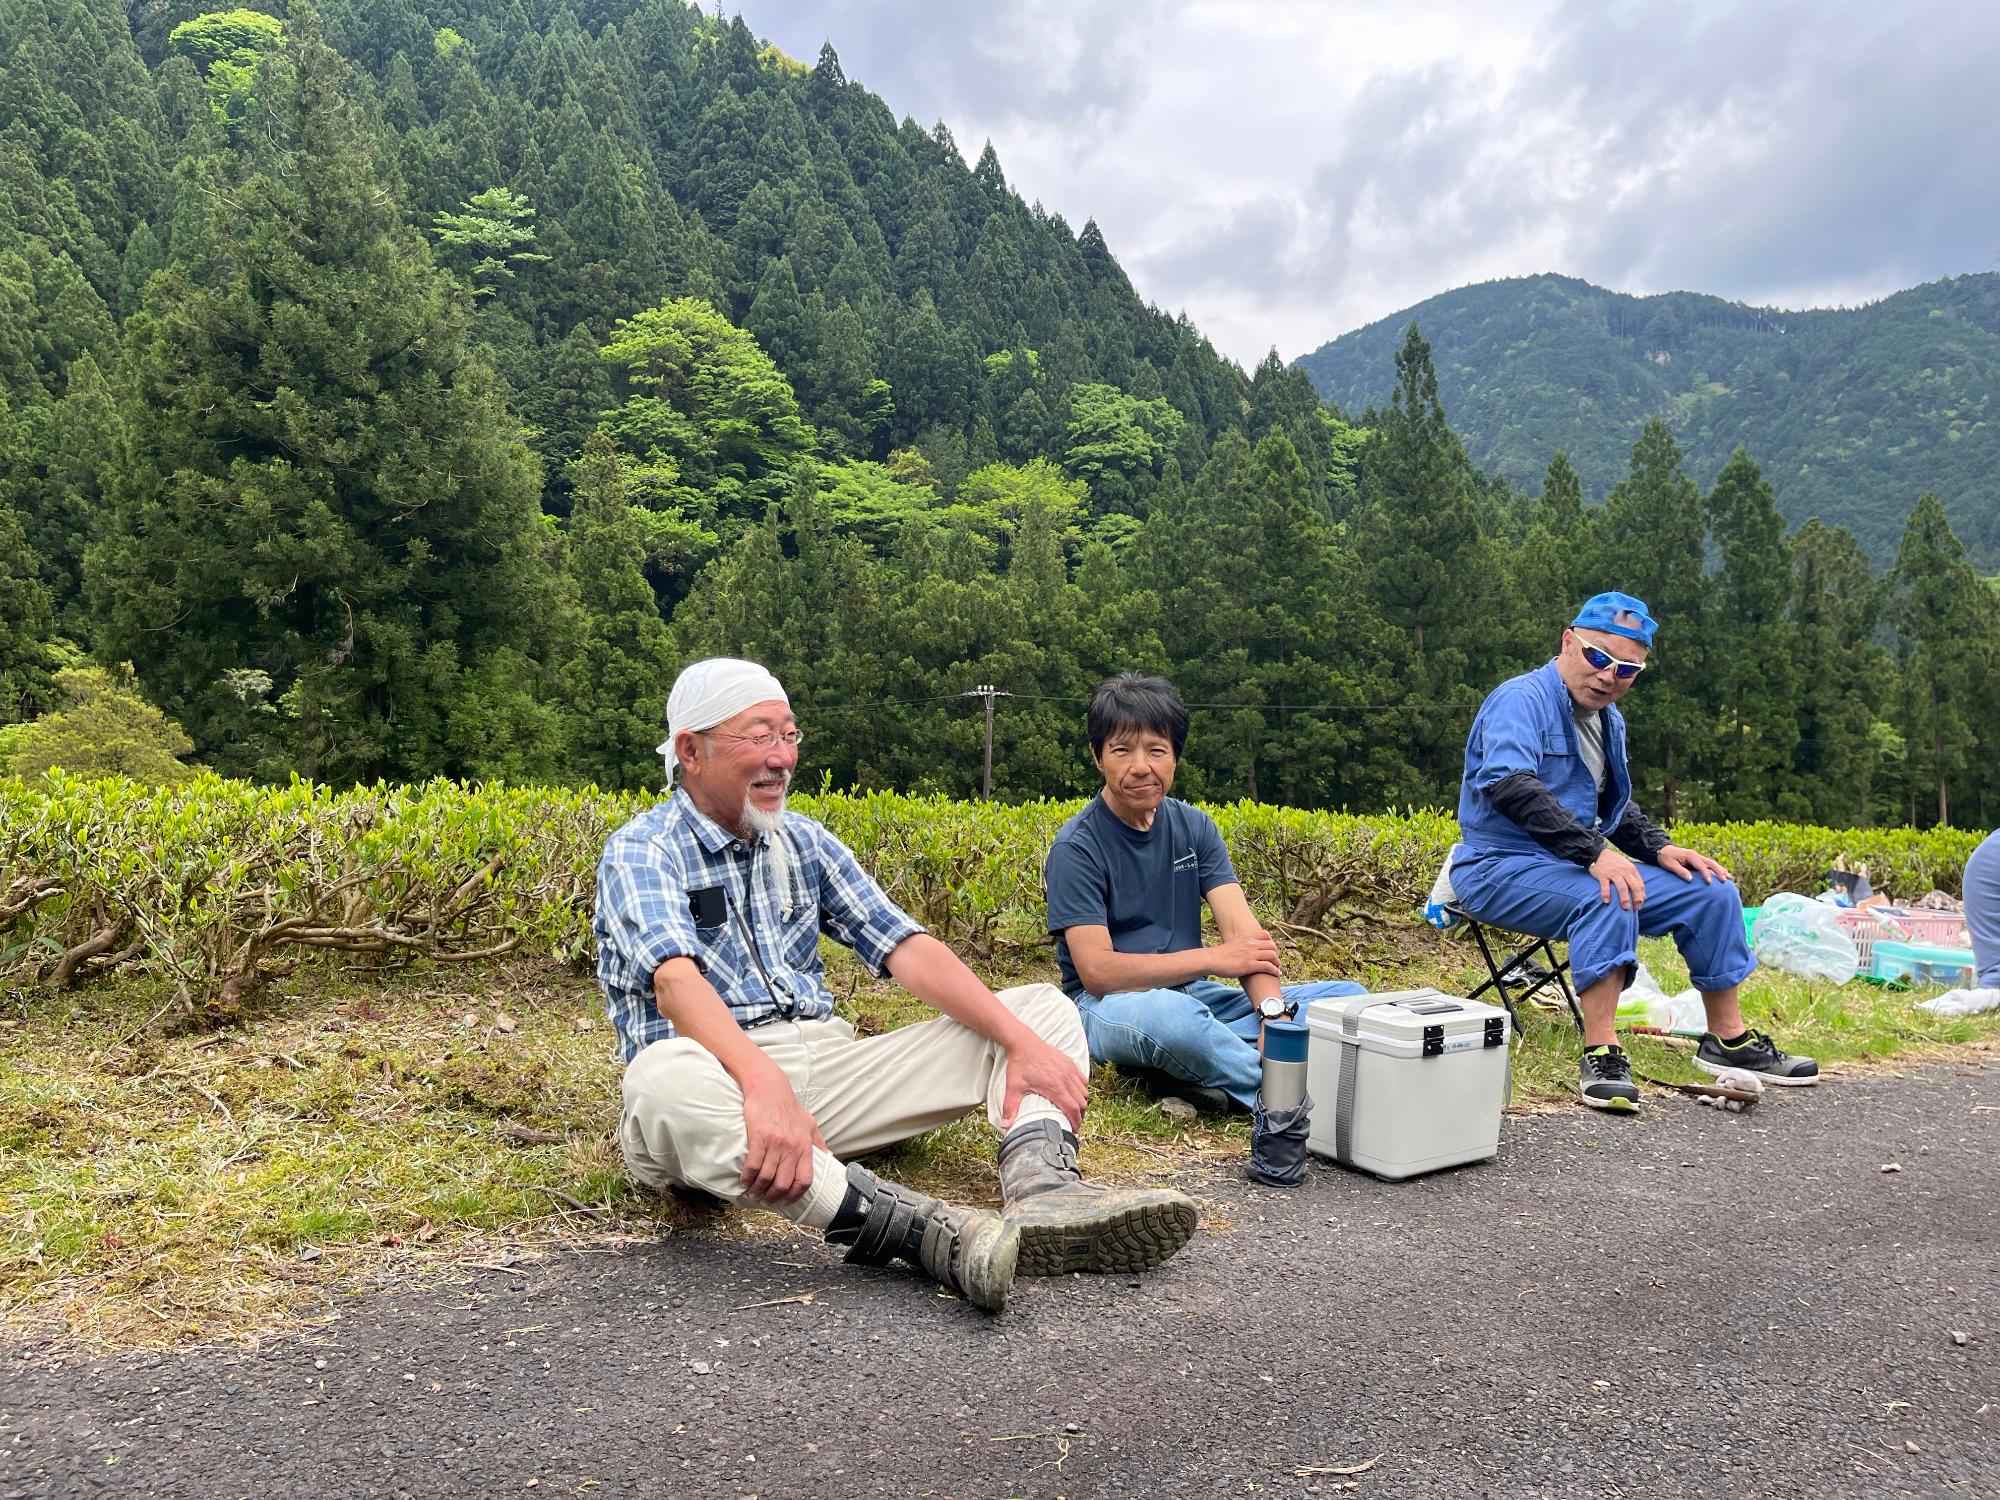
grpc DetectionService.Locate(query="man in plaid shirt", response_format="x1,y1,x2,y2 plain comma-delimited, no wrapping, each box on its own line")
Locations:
596,658,1198,1313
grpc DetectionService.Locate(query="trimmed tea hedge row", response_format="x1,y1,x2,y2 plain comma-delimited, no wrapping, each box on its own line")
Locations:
0,775,618,1002
0,773,1981,1000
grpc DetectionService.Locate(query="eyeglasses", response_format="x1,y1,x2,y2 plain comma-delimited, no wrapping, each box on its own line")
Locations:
709,728,805,751
1576,639,1646,680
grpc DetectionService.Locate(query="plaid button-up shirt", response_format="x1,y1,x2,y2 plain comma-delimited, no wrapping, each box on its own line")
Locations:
594,793,925,1063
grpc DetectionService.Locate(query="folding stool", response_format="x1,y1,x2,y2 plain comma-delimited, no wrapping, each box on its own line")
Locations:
1446,903,1584,1034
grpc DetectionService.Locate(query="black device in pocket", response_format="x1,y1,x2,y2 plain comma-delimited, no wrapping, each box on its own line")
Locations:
688,884,727,929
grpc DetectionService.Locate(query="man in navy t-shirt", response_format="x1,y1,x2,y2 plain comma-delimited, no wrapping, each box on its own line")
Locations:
1044,673,1364,1112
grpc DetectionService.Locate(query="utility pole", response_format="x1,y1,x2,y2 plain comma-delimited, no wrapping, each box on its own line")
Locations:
963,684,1005,799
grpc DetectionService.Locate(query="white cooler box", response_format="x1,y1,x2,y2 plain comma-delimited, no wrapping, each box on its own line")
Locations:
1304,988,1509,1180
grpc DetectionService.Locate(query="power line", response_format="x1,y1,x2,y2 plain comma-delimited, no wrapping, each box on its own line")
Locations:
796,691,1489,713
789,690,1882,752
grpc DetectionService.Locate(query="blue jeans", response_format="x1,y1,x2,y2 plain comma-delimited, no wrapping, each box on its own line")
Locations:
1075,978,1366,1111
1451,848,1757,996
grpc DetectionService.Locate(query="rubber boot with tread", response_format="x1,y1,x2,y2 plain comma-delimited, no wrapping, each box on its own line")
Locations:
998,1119,1199,1276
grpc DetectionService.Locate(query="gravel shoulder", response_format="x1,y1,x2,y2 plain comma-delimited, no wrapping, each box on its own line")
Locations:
6,1063,1997,1500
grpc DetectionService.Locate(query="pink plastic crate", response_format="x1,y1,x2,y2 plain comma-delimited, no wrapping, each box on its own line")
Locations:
1836,907,1968,969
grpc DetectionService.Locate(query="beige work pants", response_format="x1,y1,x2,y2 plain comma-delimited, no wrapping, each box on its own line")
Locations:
619,982,1086,1222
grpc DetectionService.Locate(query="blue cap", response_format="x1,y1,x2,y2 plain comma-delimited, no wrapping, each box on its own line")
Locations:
1570,591,1657,648
1262,1019,1309,1063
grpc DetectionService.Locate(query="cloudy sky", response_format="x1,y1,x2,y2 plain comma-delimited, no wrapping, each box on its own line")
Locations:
744,0,2000,369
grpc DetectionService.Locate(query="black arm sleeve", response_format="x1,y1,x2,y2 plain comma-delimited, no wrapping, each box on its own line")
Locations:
1487,770,1605,866
1607,802,1672,861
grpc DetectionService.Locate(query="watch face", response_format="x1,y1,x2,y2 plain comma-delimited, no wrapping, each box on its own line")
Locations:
1259,998,1285,1018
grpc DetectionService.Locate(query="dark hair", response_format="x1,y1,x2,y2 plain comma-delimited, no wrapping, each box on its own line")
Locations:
1088,672,1189,757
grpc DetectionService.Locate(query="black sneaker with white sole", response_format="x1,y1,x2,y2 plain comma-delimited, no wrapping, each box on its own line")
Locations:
1694,1028,1819,1085
1579,1044,1641,1112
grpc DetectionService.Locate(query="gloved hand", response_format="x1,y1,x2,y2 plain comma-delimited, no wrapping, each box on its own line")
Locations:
1918,987,2000,1016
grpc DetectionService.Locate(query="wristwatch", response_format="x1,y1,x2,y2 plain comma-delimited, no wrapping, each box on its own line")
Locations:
1256,996,1291,1021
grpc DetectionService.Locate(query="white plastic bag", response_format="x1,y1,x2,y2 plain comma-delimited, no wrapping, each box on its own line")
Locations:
1615,960,1668,1016
1752,892,1860,984
1917,987,2000,1016
1424,845,1462,930
1617,962,1704,1029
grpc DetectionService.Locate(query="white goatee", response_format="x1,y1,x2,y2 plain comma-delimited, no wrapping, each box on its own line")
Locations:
745,801,796,919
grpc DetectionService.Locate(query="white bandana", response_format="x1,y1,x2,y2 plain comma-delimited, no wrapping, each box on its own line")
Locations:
657,658,790,785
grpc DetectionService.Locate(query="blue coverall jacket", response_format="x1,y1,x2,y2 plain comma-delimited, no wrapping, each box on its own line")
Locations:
1451,660,1755,997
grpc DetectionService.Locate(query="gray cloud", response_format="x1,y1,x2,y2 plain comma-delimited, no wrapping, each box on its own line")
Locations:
744,0,1176,137
738,0,2000,365
1537,1,2000,300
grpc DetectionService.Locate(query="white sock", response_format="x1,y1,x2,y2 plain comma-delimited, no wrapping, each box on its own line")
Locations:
1006,1095,1071,1137
774,1147,851,1231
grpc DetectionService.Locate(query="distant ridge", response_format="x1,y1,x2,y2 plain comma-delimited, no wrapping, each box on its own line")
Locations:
1294,272,2000,569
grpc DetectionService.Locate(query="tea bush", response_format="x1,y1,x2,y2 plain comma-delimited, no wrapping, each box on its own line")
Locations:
0,773,1981,1002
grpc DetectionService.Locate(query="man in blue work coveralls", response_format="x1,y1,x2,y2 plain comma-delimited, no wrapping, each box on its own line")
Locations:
1448,592,1818,1111
1044,672,1367,1114
1958,828,2000,995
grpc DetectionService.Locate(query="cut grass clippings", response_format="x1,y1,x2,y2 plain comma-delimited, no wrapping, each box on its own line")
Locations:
4,930,1996,1351
0,961,650,1351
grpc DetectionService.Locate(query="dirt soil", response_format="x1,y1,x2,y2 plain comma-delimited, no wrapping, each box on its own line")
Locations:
5,1062,1997,1499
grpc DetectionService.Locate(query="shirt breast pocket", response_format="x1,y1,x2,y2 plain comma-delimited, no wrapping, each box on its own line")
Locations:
781,916,820,972
1542,732,1575,760
688,885,727,932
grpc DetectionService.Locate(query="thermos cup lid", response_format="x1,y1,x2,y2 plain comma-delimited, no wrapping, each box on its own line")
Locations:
1263,1019,1308,1063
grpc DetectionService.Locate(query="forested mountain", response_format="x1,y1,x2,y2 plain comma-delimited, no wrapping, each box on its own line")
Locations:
0,0,1994,829
1296,273,2000,571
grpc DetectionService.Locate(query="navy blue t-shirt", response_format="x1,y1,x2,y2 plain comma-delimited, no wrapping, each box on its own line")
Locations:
1043,795,1238,999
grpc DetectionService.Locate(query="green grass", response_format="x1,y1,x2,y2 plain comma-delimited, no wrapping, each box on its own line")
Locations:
1430,931,2000,1105
2,928,1993,1349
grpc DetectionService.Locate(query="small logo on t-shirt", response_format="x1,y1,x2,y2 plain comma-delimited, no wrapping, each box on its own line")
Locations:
1173,848,1197,872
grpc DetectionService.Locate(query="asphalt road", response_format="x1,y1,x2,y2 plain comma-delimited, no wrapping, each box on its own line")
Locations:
5,1062,1997,1499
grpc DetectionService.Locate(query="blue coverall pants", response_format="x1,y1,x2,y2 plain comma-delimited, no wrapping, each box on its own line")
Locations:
1451,848,1757,996
1965,829,2000,988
